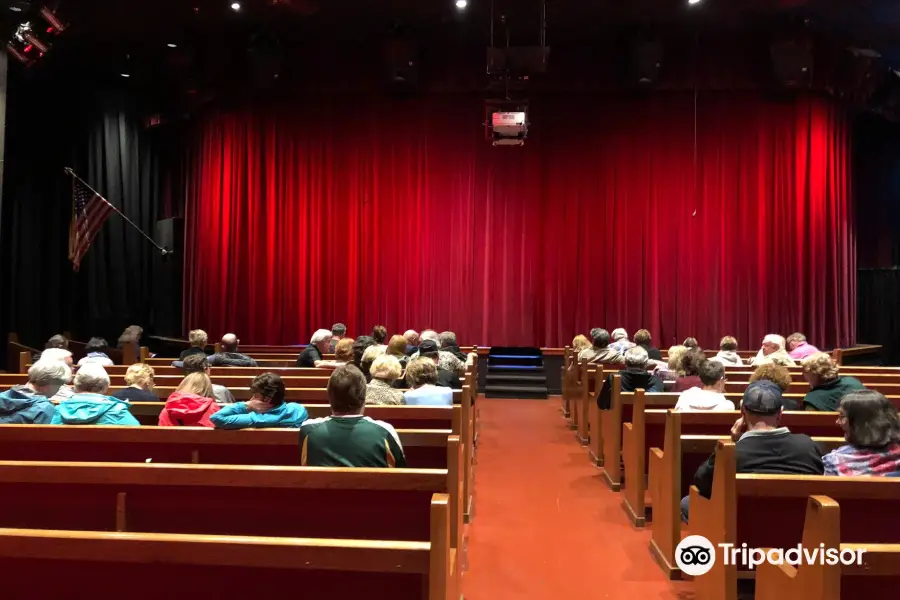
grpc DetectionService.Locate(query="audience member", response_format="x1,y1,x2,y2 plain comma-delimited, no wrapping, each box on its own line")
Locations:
711,336,743,366
404,358,453,406
403,330,419,355
361,344,386,380
572,334,591,356
210,373,308,429
674,359,735,412
0,360,68,424
747,362,797,407
41,348,76,401
51,363,139,426
352,336,377,379
802,352,864,412
578,329,602,361
633,329,662,361
180,329,209,360
418,340,461,389
296,329,332,367
183,354,236,404
77,337,114,367
672,349,705,392
112,363,158,402
609,328,635,354
372,325,388,347
366,355,405,405
823,390,900,476
583,329,625,365
439,331,468,362
300,364,407,467
750,334,795,367
411,330,465,373
117,325,143,359
596,346,664,409
209,334,258,367
329,323,347,352
654,345,688,381
386,335,410,368
158,372,221,427
786,332,820,360
44,334,69,350
316,337,354,369
683,381,823,521
683,337,700,350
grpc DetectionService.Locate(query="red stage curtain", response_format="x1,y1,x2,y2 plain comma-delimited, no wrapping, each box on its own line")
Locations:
184,92,855,348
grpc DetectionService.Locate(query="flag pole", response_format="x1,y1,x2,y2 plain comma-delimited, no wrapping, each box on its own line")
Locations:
64,167,172,256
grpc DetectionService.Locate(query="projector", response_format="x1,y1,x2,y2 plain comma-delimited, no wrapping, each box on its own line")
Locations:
490,111,527,146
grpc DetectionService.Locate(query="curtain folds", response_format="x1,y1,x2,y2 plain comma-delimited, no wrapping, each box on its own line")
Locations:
184,92,855,348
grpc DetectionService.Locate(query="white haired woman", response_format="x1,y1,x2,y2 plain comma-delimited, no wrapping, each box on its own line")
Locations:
750,334,795,367
609,328,635,354
366,355,405,405
51,363,139,426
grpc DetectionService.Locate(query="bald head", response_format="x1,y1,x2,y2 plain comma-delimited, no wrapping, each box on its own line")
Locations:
403,330,419,345
221,333,239,352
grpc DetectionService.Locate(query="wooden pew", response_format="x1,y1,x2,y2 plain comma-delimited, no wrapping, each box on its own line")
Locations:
756,496,900,599
0,452,464,555
0,424,452,469
689,441,900,600
560,346,573,419
0,497,455,600
648,433,844,579
621,407,843,528
102,386,464,404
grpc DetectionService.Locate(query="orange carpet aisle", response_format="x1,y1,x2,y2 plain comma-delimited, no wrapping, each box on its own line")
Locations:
462,397,693,600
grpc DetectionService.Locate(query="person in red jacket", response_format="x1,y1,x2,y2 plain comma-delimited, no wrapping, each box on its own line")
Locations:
158,372,220,427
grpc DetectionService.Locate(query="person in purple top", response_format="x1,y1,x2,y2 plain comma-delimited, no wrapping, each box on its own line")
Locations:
786,332,820,360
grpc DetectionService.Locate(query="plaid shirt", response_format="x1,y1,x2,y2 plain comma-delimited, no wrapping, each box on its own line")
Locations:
823,443,900,476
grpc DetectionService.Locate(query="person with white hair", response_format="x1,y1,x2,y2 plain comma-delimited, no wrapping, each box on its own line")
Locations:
596,346,663,409
411,329,464,373
39,348,77,402
750,334,795,367
180,329,210,361
296,329,333,367
609,328,635,354
366,355,405,406
403,330,419,356
208,334,258,367
51,363,139,426
0,360,69,424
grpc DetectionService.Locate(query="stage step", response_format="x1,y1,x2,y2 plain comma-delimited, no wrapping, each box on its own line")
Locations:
484,347,549,399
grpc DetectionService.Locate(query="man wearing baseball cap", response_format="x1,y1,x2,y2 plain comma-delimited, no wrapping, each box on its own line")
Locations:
682,381,823,522
418,340,461,389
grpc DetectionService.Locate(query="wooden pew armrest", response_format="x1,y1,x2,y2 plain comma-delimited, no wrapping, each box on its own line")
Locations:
755,561,799,599
647,447,663,503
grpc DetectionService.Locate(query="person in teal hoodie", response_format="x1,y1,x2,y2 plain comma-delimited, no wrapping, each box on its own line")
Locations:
0,359,70,424
210,372,308,429
51,363,140,426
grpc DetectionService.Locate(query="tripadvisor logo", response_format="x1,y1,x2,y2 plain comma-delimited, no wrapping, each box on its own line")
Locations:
675,535,866,577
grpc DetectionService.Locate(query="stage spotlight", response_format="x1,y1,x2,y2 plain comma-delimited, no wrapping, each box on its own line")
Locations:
10,6,22,11
230,2,241,10
455,0,467,8
167,43,177,48
688,0,702,4
120,73,130,78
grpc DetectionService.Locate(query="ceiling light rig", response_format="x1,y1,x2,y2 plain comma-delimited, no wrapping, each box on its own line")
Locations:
6,5,67,67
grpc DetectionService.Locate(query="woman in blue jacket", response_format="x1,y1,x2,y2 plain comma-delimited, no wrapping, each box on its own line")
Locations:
210,372,308,429
51,363,139,426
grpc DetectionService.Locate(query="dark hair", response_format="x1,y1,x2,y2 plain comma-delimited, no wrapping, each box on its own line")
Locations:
182,354,210,374
683,337,700,350
592,329,611,348
250,372,286,406
634,329,651,346
681,349,706,377
840,390,900,449
332,323,347,337
698,359,724,386
327,364,367,413
45,334,69,350
371,325,387,344
85,337,108,354
720,336,738,352
352,336,376,367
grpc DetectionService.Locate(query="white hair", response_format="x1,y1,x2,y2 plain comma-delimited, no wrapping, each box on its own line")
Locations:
624,346,649,368
438,331,457,348
40,348,73,363
420,330,439,343
762,334,786,350
28,360,71,387
73,363,111,394
362,344,386,363
310,329,333,345
611,328,628,342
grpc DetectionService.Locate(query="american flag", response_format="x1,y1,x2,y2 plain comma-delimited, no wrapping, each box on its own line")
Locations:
68,176,115,272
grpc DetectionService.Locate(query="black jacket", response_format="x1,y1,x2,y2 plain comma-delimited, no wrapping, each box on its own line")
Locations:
436,367,462,390
637,344,662,361
208,352,258,367
693,428,823,498
442,344,468,363
596,367,664,409
295,346,322,368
